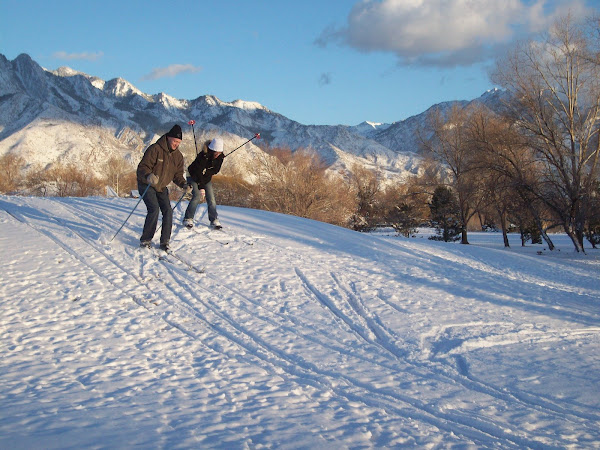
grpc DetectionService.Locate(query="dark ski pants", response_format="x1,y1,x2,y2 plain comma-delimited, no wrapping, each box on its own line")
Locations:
138,183,172,245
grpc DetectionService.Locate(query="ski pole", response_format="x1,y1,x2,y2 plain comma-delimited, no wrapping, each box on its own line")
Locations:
155,190,187,235
188,119,199,156
224,133,260,158
172,191,186,212
110,183,151,243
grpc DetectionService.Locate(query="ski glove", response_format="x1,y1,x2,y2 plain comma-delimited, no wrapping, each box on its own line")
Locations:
147,173,159,186
184,184,193,195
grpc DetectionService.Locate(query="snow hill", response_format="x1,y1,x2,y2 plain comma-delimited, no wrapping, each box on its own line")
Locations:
0,53,506,182
1,194,599,448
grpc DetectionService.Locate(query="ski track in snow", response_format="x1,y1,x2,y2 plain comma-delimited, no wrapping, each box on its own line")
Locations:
271,234,600,427
1,195,599,448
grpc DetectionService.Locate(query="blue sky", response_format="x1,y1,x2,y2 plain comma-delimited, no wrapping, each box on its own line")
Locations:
1,0,596,126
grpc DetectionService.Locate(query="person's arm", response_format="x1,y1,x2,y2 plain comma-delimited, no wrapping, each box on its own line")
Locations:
137,145,158,181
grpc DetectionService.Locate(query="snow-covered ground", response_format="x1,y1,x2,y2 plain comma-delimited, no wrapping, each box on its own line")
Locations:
1,195,599,449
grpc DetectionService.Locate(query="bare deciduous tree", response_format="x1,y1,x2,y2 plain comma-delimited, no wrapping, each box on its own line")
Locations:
422,105,486,244
347,164,382,231
249,147,353,226
492,13,600,252
212,173,254,208
467,108,556,249
28,163,103,197
0,153,26,193
102,156,134,195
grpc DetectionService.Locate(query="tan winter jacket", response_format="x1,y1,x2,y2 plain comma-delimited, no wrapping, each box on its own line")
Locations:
136,135,187,192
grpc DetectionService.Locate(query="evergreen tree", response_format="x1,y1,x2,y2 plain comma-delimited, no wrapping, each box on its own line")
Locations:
429,186,461,242
387,202,419,238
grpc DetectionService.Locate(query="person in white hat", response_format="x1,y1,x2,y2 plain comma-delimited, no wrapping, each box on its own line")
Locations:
183,137,225,229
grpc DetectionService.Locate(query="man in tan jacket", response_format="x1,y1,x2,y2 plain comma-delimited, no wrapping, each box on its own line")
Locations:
136,124,191,251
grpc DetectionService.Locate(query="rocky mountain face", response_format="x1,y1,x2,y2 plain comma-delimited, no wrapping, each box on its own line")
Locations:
0,53,506,182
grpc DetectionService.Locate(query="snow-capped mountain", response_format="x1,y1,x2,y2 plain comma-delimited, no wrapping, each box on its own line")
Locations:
349,121,392,138
0,53,506,181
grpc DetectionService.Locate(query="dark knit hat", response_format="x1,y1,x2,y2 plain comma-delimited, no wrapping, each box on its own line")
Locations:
166,124,182,140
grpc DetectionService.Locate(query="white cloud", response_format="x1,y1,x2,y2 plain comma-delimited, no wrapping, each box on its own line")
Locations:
317,0,592,67
526,0,591,32
53,51,104,61
141,64,202,81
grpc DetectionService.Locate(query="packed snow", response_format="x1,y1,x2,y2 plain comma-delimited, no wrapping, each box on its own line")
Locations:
1,195,599,448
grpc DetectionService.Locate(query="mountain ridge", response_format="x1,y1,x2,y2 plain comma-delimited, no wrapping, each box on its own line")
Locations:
0,53,505,181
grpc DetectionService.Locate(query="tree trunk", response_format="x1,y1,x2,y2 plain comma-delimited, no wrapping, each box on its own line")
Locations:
461,227,469,245
540,228,555,251
530,207,555,251
565,223,585,253
500,210,510,247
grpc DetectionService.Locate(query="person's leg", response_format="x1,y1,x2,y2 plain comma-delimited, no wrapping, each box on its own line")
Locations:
139,184,160,243
183,178,201,221
205,181,218,223
157,188,173,245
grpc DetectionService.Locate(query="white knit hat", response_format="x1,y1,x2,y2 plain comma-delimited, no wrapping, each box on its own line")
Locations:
208,138,223,153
